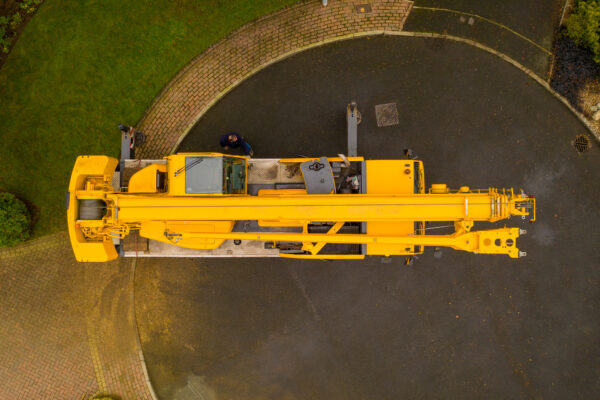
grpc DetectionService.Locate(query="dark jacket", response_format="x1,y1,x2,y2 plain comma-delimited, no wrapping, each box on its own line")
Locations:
219,132,243,148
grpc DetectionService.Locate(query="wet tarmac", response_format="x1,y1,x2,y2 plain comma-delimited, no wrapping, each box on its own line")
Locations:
137,36,600,399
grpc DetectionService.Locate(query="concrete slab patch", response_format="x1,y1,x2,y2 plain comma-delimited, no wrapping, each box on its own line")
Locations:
374,102,399,127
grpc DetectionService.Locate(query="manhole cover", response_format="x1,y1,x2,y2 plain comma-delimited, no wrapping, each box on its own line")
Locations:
572,134,591,154
375,103,399,127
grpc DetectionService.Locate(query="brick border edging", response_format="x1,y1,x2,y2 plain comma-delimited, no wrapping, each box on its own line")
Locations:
0,231,66,259
165,30,397,154
136,0,598,160
84,260,158,400
130,258,159,400
391,31,600,143
115,11,597,398
145,31,599,156
135,0,313,128
169,30,600,151
136,0,414,158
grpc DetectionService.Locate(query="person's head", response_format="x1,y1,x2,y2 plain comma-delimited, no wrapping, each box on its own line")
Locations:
228,134,238,142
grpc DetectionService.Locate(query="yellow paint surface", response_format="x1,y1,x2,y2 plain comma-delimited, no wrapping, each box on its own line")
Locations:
366,160,416,256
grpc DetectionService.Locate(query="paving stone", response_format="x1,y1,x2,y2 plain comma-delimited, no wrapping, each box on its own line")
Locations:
0,234,155,399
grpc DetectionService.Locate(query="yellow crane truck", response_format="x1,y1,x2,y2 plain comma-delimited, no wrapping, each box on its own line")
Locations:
67,104,535,262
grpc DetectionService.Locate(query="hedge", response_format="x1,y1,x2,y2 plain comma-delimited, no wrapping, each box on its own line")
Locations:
566,0,600,63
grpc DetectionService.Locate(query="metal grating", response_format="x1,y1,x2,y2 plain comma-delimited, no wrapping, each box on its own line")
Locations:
572,134,591,154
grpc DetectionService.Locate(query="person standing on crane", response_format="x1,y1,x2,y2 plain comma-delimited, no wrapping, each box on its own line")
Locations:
219,132,254,156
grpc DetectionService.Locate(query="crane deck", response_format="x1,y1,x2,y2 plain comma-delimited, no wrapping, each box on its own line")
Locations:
117,157,367,257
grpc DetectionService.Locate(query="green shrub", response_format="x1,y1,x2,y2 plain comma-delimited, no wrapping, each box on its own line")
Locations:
0,193,31,247
0,16,7,37
20,3,35,14
9,12,22,30
20,0,43,14
566,0,600,63
0,16,9,53
0,38,8,54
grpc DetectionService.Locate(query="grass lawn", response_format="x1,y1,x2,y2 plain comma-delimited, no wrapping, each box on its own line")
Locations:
0,0,298,238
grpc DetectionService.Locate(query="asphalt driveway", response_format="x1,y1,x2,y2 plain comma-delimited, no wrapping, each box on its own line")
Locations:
139,36,599,399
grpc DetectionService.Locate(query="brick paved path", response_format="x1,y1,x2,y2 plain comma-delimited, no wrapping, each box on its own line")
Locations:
0,3,413,398
0,233,155,400
137,0,413,158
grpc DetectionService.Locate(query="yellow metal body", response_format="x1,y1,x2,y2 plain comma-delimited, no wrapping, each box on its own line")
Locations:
67,153,535,262
365,160,424,256
128,163,167,193
67,156,119,262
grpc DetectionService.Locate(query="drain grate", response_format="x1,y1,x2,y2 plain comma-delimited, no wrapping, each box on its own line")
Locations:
572,134,591,154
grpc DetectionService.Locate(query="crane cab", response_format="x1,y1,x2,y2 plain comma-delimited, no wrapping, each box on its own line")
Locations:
165,153,248,196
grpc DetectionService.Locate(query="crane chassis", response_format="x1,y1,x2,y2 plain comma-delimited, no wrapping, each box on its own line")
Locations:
67,104,535,262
